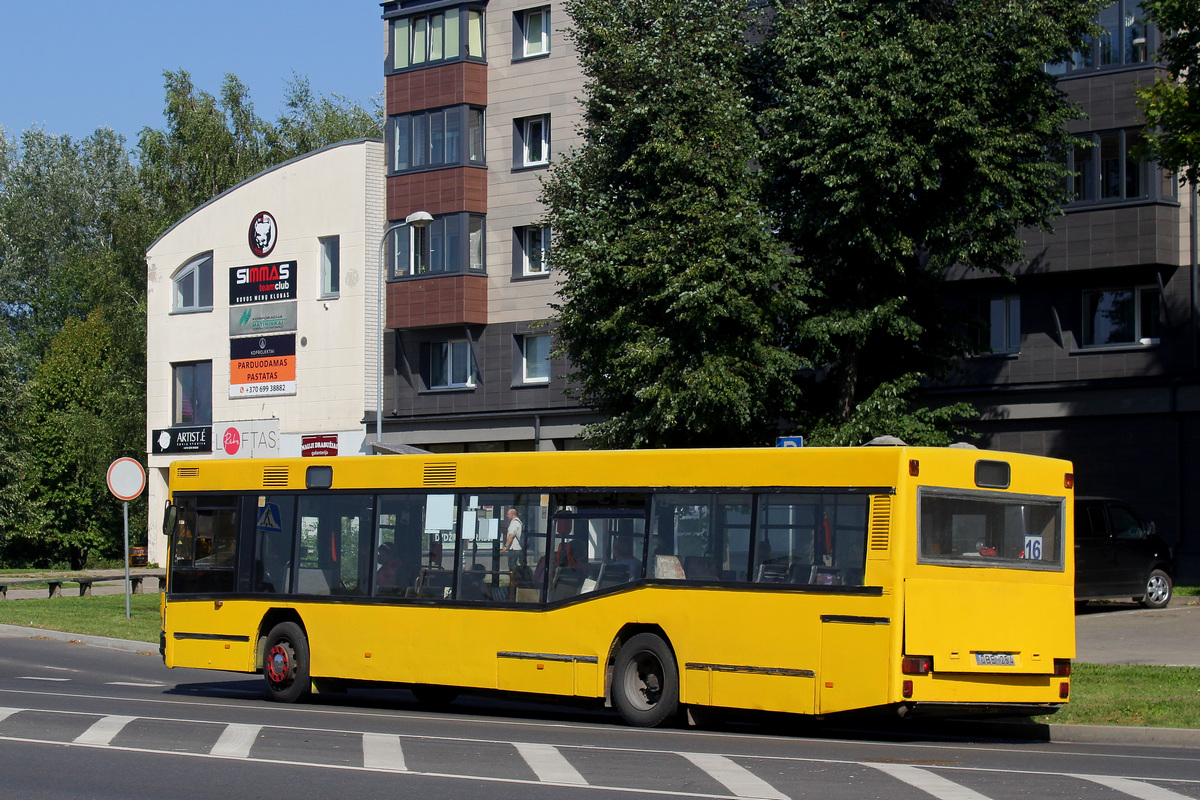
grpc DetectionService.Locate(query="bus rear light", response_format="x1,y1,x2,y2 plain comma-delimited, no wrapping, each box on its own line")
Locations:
1060,681,1070,699
909,460,920,476
1054,659,1071,677
902,655,932,675
903,679,914,698
1064,473,1074,489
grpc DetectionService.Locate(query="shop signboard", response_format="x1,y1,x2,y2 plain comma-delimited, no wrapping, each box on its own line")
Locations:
229,260,296,305
151,426,212,454
230,334,296,398
229,301,297,336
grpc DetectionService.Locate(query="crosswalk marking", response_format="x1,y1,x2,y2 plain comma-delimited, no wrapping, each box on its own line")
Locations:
870,763,993,800
74,715,136,746
1074,774,1196,800
682,753,789,800
362,732,407,771
514,742,589,785
210,723,261,757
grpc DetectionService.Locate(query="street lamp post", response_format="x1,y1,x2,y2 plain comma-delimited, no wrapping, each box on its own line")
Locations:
376,211,433,445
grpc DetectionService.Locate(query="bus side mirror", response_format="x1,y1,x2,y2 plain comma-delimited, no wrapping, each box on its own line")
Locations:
163,502,178,537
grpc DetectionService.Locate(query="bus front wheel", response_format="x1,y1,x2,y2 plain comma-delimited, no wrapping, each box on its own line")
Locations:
612,633,679,727
263,622,310,703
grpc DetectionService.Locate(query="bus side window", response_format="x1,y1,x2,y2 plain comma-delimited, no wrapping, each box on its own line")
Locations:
169,495,239,594
297,494,374,597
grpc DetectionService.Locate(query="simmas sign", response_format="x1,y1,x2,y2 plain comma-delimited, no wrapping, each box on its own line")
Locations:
229,261,297,305
230,334,296,398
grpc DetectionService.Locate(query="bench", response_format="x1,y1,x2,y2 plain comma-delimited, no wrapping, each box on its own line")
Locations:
0,572,165,599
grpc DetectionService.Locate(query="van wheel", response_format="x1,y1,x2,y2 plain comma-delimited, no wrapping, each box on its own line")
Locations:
612,633,678,727
1139,569,1172,609
263,622,310,702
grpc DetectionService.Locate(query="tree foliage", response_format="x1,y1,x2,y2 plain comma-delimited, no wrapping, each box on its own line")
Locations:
547,0,1099,448
1138,0,1200,186
543,0,805,448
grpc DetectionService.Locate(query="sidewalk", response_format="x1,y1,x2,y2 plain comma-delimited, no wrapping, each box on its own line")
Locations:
1075,596,1200,667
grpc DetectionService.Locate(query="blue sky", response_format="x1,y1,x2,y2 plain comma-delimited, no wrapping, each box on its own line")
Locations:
0,1,385,146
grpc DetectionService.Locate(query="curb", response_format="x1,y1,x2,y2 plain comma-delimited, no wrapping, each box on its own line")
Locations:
0,623,157,655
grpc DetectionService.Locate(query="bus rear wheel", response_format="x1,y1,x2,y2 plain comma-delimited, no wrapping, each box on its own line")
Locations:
612,633,678,727
263,622,310,703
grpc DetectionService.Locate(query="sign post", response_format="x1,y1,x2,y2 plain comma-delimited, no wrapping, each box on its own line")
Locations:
106,458,147,619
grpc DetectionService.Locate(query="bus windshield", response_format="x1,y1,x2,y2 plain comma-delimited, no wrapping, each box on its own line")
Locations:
918,488,1064,568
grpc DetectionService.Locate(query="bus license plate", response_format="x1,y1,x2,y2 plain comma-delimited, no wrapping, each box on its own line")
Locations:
975,652,1015,666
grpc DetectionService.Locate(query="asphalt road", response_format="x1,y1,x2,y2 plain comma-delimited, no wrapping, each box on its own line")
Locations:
2,630,1200,800
1075,596,1200,667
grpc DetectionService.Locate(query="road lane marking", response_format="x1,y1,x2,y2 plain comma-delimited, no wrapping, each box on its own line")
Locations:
74,715,136,745
681,753,789,800
15,676,69,682
1074,774,1196,800
210,723,261,757
0,707,18,723
870,763,993,800
106,682,165,688
514,742,589,785
362,732,407,771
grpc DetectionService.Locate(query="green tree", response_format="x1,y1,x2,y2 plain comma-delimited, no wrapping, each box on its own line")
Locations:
1138,0,1200,185
758,0,1102,444
272,74,384,160
542,0,805,448
11,313,139,568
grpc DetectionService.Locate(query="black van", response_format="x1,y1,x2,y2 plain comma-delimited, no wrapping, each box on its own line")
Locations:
1075,497,1174,609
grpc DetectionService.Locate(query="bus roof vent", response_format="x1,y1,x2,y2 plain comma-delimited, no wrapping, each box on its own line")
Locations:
263,466,290,487
423,462,457,486
176,466,200,479
868,495,891,558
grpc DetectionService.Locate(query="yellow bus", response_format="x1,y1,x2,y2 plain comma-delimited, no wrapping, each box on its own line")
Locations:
160,445,1074,726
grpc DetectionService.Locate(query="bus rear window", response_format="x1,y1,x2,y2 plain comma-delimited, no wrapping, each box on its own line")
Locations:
918,489,1064,569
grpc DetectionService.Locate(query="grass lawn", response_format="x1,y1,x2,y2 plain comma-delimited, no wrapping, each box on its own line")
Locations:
0,593,161,644
1038,662,1200,728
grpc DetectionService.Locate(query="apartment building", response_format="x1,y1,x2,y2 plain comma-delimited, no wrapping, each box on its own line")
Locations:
938,1,1200,579
378,0,597,453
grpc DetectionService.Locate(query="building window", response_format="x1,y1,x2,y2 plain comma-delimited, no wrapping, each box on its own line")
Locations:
514,115,550,168
515,7,550,59
390,213,486,279
172,252,213,313
1082,286,1160,347
389,106,485,174
1046,1,1150,74
972,296,1021,355
515,225,550,277
389,6,485,73
173,361,212,425
1067,129,1152,204
518,334,551,383
430,340,475,389
319,236,339,298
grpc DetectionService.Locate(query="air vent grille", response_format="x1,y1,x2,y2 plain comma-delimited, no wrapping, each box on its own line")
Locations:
423,462,457,486
176,467,199,479
868,495,891,557
262,467,290,487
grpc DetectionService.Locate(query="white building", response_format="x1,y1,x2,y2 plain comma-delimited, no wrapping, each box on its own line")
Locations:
144,140,384,565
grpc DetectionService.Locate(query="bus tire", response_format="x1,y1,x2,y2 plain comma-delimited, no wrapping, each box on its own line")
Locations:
612,633,679,727
263,622,310,703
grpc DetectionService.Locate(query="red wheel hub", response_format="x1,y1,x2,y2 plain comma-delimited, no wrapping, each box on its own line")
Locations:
267,641,295,685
